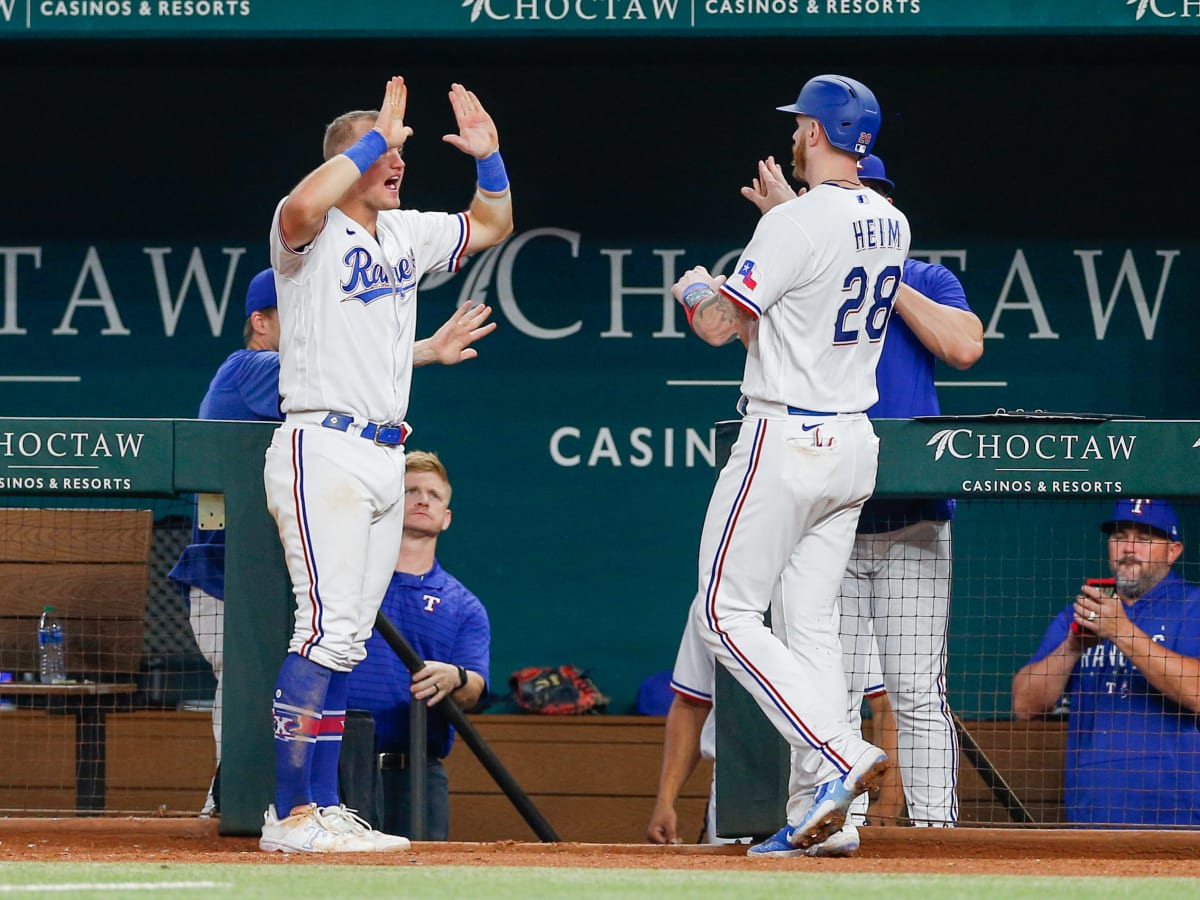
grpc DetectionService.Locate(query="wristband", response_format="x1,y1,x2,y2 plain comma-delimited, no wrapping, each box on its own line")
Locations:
679,282,716,326
456,665,469,690
475,151,509,193
342,129,388,175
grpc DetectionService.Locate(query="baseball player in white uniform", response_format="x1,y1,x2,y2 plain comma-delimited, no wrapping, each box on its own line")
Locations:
734,153,978,834
671,74,909,854
259,76,512,853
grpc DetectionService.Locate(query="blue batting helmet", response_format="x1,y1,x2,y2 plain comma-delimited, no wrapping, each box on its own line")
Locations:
777,75,881,158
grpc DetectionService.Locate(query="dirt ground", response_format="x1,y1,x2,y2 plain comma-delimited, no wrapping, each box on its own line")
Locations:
2,819,1198,877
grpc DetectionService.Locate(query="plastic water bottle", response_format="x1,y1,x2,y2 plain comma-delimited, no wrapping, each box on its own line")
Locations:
37,605,67,684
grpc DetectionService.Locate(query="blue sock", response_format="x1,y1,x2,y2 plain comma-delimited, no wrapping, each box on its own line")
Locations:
311,671,349,808
272,653,332,815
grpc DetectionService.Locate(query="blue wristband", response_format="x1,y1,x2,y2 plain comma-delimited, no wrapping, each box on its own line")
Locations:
475,151,509,193
681,282,716,310
342,129,388,175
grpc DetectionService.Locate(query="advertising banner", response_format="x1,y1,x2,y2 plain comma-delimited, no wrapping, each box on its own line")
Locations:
3,0,1200,39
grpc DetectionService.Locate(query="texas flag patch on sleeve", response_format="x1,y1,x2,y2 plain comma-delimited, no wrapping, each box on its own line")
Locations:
721,258,763,318
737,259,759,290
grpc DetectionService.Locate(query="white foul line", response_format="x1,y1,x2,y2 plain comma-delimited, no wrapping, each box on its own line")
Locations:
0,882,230,893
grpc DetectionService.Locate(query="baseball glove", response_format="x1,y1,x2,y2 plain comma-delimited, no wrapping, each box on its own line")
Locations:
509,664,610,715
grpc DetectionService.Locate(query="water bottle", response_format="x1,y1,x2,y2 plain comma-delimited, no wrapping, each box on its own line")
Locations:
37,605,67,684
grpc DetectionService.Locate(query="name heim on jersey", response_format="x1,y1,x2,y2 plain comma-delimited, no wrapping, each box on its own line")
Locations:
851,216,904,252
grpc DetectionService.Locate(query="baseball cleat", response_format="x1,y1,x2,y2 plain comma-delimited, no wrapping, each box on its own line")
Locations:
746,825,805,859
791,746,888,850
259,803,379,853
805,822,860,858
319,804,411,851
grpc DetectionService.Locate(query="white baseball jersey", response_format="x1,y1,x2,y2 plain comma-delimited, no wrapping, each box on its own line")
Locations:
269,199,470,424
720,184,909,415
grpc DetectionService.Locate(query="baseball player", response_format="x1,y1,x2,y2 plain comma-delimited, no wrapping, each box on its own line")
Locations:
672,74,909,854
169,267,284,816
259,76,512,853
344,450,490,840
1013,499,1200,826
837,154,983,828
734,152,981,837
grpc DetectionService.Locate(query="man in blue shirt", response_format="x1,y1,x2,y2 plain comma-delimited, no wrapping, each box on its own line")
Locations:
346,450,490,840
169,267,284,814
1013,499,1200,827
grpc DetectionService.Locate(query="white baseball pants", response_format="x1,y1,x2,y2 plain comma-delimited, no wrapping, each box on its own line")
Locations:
694,413,880,790
264,422,407,672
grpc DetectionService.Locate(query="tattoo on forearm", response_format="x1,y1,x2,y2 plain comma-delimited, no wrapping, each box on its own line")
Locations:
696,295,740,329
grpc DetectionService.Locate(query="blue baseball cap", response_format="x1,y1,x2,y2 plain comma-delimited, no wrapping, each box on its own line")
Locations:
1101,499,1181,542
857,154,894,192
245,268,277,317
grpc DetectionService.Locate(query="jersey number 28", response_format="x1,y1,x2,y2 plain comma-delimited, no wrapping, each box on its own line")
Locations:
833,264,902,345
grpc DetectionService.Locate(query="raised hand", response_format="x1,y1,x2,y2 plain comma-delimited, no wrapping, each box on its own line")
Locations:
417,301,498,367
740,155,799,215
376,75,414,149
442,83,499,159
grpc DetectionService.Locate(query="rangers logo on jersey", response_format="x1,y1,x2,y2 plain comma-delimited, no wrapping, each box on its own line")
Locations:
340,246,418,304
737,259,759,290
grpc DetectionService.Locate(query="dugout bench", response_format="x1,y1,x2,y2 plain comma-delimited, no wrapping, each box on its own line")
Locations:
0,508,151,811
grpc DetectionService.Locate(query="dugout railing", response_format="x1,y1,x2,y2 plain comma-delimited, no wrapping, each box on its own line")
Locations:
713,414,1200,836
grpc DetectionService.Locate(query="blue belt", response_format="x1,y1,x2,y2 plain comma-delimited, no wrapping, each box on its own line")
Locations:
320,412,411,447
787,406,837,416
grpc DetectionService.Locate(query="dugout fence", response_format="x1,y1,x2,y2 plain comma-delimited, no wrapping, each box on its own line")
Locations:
714,415,1200,836
2,416,1198,840
0,419,288,829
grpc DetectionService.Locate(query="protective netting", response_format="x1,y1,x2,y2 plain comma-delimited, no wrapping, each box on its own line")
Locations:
0,495,215,815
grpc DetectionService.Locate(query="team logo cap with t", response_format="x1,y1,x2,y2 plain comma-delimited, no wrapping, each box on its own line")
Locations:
1101,498,1180,542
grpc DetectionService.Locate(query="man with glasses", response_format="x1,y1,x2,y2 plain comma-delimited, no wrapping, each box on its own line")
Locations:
1013,499,1200,826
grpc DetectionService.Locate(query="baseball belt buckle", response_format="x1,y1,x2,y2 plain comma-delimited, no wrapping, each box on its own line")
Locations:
372,422,411,447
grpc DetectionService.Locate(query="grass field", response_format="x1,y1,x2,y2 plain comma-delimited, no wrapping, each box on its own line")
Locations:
0,863,1195,899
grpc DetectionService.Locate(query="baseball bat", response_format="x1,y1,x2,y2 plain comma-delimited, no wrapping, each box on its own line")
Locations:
374,610,561,842
952,712,1035,825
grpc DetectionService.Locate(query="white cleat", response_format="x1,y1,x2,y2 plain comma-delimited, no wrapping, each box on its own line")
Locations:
259,803,388,853
319,804,412,851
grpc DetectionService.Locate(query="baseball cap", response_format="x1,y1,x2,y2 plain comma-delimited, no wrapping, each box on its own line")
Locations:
244,268,277,317
857,154,894,192
1101,498,1181,542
